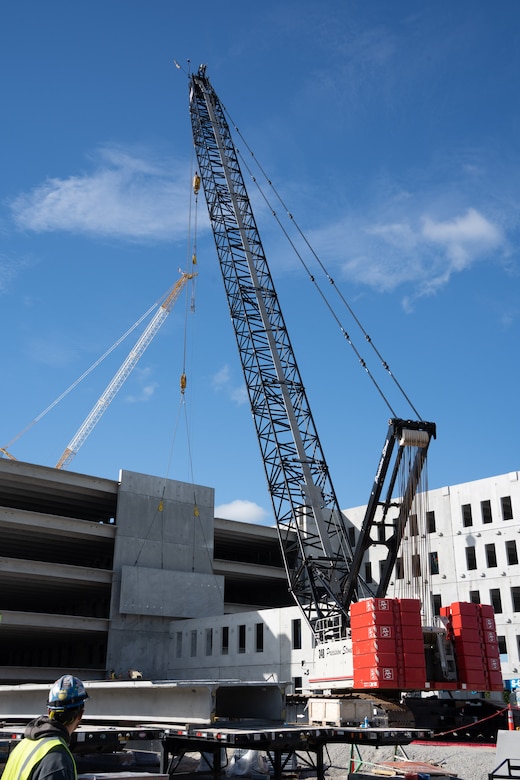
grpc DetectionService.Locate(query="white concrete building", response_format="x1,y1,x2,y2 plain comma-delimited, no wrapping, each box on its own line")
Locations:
168,471,520,696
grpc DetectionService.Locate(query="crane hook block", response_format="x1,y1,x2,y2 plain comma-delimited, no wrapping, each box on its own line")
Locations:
193,172,201,195
180,373,187,393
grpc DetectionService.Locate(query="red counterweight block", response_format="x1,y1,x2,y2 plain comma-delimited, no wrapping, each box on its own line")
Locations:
351,598,426,690
398,599,427,688
442,601,504,691
351,598,400,689
479,604,504,691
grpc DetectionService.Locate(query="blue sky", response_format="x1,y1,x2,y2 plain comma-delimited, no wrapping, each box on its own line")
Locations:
1,1,518,525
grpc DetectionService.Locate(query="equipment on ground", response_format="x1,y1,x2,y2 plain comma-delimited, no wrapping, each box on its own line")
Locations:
188,65,502,697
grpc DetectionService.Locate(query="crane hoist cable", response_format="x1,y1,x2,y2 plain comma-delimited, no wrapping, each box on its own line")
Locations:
56,271,196,470
135,167,212,581
222,108,422,421
156,167,201,506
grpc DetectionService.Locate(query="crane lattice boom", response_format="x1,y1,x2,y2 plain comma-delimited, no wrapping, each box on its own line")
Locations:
189,66,435,640
190,68,366,632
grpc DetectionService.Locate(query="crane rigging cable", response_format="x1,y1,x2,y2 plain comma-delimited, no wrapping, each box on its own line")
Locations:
134,169,215,587
220,106,422,421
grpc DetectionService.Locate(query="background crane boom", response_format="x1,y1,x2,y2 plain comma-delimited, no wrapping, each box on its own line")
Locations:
56,272,194,470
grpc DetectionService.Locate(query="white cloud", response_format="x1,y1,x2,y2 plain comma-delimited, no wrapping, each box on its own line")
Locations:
326,206,505,304
10,145,190,242
125,382,158,403
124,366,158,403
212,364,247,406
421,208,502,269
215,499,271,525
0,254,35,295
212,364,231,390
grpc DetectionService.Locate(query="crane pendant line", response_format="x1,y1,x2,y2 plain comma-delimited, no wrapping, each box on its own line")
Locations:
189,66,436,637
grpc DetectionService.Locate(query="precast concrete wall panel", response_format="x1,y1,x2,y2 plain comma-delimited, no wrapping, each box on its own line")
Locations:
120,566,224,618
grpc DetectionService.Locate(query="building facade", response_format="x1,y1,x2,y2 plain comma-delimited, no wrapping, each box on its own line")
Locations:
0,458,289,683
166,472,520,696
0,457,518,693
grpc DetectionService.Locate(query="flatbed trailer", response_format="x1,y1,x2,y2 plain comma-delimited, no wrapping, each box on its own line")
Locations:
0,720,431,780
160,722,432,779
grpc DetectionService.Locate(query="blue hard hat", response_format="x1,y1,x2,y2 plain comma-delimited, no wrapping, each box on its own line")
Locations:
48,675,89,711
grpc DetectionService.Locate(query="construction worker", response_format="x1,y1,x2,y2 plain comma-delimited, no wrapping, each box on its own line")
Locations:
1,674,88,780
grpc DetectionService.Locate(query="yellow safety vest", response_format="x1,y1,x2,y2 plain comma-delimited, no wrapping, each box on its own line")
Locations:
1,736,76,780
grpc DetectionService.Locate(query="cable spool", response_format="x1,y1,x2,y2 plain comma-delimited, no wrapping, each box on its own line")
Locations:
399,428,430,447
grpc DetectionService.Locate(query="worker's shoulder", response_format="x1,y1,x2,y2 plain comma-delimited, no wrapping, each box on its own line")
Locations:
32,742,75,780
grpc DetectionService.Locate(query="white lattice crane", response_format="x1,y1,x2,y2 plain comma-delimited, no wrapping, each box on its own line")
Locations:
56,271,195,470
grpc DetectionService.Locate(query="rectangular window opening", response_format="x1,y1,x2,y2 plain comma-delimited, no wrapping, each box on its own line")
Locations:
466,546,477,570
205,628,213,656
190,630,197,658
507,540,519,566
409,514,419,536
175,631,182,659
490,588,503,614
255,622,264,653
221,626,229,655
485,543,497,568
292,618,302,650
462,504,473,528
481,499,492,524
238,624,246,654
501,496,513,521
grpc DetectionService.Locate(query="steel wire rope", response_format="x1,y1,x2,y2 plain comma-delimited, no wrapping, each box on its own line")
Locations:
179,169,225,592
235,146,397,418
142,148,224,597
134,164,199,567
222,107,422,421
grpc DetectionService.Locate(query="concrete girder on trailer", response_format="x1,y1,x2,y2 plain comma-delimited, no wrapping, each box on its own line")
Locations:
0,680,286,725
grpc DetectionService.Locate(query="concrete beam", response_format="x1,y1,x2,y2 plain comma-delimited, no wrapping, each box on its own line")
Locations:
0,680,285,724
0,610,109,633
0,557,112,585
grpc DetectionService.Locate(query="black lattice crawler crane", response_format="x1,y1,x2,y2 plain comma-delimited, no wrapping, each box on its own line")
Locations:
189,65,502,702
